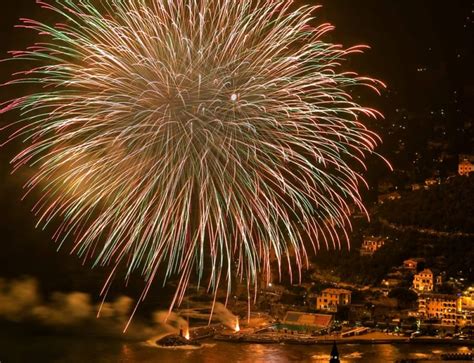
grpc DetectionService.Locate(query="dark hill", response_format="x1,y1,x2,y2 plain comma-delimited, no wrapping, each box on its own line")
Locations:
379,176,474,233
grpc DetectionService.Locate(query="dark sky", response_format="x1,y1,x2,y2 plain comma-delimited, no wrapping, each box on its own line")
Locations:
2,1,473,112
0,1,473,297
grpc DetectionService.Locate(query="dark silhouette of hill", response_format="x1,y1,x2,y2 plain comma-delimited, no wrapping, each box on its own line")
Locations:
379,176,474,233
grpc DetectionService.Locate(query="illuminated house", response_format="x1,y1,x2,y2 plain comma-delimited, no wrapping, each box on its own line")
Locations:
458,287,474,311
418,294,457,326
316,288,351,312
458,155,474,176
456,310,473,327
360,236,386,256
413,269,434,292
457,287,474,326
418,292,474,327
403,258,421,271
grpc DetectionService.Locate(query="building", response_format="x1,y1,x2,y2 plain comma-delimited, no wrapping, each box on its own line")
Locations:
402,257,425,272
360,236,386,256
418,293,474,327
281,311,333,332
457,287,474,327
458,155,474,176
456,310,473,327
413,269,434,292
418,294,458,326
316,288,352,312
403,259,420,271
458,287,474,313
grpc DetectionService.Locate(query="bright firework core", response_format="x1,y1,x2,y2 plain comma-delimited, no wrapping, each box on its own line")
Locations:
1,0,384,318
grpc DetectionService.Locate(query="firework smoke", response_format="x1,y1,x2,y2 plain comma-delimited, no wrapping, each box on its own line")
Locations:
0,277,158,339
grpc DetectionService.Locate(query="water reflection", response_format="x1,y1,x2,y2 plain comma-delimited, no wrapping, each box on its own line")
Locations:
0,334,472,363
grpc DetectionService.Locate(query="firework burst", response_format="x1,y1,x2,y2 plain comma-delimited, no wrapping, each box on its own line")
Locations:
1,0,386,326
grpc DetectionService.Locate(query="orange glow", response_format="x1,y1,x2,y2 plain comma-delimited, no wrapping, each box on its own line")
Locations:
184,326,190,340
234,317,240,332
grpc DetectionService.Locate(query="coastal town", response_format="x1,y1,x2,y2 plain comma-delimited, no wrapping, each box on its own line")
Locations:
0,2,473,362
165,157,474,359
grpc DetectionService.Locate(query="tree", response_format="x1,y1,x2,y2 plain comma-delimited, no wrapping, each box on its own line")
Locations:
388,287,418,309
437,283,456,295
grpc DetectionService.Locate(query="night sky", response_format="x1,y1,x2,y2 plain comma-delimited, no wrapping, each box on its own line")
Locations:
0,1,473,299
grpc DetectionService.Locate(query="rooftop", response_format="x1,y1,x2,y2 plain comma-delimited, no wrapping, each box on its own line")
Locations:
416,268,433,275
419,293,458,301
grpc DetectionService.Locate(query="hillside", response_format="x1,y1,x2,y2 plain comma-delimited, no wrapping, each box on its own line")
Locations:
378,176,474,233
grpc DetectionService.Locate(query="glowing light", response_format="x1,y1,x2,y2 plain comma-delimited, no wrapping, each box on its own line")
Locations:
184,326,190,340
1,0,387,322
235,317,240,333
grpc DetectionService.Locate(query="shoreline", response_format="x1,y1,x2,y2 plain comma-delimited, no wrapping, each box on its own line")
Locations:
212,332,474,346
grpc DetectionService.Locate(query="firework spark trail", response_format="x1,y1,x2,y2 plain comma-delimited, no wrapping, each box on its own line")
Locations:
1,0,387,328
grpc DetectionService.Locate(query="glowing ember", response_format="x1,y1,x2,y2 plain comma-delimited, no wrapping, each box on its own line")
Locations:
184,327,190,340
234,318,240,332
